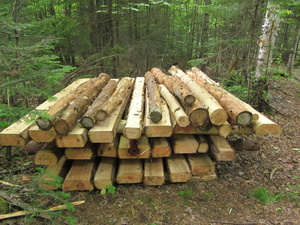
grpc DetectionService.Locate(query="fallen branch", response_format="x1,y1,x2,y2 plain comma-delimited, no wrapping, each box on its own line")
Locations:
0,180,19,187
0,200,85,220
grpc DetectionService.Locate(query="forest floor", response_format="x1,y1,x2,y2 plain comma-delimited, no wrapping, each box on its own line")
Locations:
0,72,299,225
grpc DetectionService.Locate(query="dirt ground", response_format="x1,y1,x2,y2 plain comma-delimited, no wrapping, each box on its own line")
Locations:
0,73,299,225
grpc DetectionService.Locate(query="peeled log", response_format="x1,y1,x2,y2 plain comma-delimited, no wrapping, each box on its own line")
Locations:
54,73,110,135
186,69,253,126
145,71,162,123
169,66,227,126
96,77,133,121
151,67,195,105
182,99,209,127
80,80,118,129
159,84,190,127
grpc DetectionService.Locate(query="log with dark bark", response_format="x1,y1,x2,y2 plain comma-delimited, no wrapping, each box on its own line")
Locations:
54,73,110,135
96,77,133,121
187,69,253,126
151,67,195,105
145,71,162,123
80,80,118,129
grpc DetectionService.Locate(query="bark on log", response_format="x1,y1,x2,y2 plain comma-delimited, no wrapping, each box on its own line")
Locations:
159,84,190,127
36,78,95,130
151,67,195,105
96,77,133,121
80,80,118,129
186,69,253,126
169,66,227,125
145,71,162,123
54,73,110,135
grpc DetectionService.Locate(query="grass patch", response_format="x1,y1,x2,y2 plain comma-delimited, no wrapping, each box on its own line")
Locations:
249,187,283,204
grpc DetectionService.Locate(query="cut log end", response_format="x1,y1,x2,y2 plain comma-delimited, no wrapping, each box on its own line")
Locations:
148,110,162,123
177,116,190,128
36,119,52,131
184,95,196,105
96,110,107,121
189,108,209,126
210,109,228,126
80,117,94,129
236,111,253,126
54,119,70,136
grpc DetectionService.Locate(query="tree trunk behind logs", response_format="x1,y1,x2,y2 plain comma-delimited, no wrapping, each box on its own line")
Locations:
54,73,110,135
145,71,162,123
151,67,195,105
186,69,253,126
80,80,118,129
96,77,134,121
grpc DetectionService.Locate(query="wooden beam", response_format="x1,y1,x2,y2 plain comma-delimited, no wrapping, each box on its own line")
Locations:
165,154,191,183
118,135,151,159
185,154,215,176
33,142,63,166
65,142,94,160
171,134,198,154
88,78,134,143
62,159,95,191
28,125,56,143
209,135,236,161
151,137,171,158
0,78,88,147
56,124,88,148
96,137,119,157
116,159,143,184
144,158,165,186
94,157,116,190
123,77,145,140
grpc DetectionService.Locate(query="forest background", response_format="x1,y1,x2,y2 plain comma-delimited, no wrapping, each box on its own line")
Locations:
0,0,299,128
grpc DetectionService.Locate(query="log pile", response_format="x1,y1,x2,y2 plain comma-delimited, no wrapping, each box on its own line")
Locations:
0,67,282,191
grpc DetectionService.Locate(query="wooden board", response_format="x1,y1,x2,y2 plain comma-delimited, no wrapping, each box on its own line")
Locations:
56,125,88,148
118,135,151,159
0,78,89,147
38,155,69,190
65,142,94,160
96,137,119,157
144,158,165,186
144,97,172,137
189,173,217,182
209,135,236,161
94,157,117,189
62,159,95,191
171,134,198,154
151,137,171,158
89,78,134,143
165,154,191,182
123,77,145,139
33,142,63,165
116,159,143,184
185,154,215,176
172,123,219,135
28,125,57,142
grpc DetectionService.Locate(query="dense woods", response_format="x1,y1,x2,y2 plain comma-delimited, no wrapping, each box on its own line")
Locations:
0,0,299,128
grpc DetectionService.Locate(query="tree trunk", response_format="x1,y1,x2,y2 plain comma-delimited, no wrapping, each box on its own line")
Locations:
286,25,300,74
96,77,133,121
80,80,118,129
187,69,253,126
54,73,110,135
145,71,162,123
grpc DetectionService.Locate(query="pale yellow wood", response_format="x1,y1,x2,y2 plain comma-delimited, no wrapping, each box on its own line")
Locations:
65,143,94,160
33,142,63,165
196,135,209,153
0,78,89,146
97,137,119,157
28,125,57,142
116,159,143,184
165,154,191,182
144,158,165,186
251,113,282,135
186,154,215,176
190,173,217,182
56,124,88,148
62,159,95,191
172,134,198,154
151,137,171,158
123,77,145,140
172,122,219,135
209,135,236,161
144,95,172,137
38,155,68,190
94,157,116,189
118,135,151,159
89,78,134,143
159,84,190,127
217,121,232,138
230,125,254,134
169,66,227,126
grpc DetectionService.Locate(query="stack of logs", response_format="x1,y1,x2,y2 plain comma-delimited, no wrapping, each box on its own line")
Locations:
0,66,282,191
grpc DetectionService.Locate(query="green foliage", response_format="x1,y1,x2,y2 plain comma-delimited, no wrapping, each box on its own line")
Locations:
249,187,283,204
179,189,193,197
101,185,117,195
